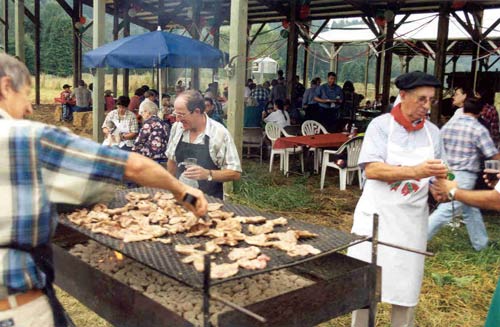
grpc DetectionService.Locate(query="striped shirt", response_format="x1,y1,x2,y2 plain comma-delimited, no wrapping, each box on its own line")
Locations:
441,115,498,172
0,108,129,293
166,114,242,172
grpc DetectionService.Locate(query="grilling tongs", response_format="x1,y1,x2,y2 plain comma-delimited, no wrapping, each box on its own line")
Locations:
183,192,210,221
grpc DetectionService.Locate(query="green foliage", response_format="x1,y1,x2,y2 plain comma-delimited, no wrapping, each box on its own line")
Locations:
41,13,74,76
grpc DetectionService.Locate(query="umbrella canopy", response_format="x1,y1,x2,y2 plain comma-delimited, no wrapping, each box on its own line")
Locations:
83,30,227,69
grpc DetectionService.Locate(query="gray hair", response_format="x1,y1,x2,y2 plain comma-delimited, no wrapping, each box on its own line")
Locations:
0,53,31,92
179,90,205,114
141,101,159,116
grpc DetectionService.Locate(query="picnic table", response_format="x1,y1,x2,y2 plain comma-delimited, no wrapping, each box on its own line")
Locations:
273,133,350,150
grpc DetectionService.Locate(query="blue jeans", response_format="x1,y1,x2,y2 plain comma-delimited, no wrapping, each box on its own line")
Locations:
62,104,73,121
428,170,489,251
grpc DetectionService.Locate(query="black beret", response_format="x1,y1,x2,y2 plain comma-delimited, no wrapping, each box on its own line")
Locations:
62,84,71,89
395,71,441,90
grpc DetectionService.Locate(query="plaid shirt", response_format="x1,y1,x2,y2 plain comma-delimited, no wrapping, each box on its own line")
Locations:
480,103,500,148
166,114,242,172
441,115,498,172
102,109,139,148
250,87,270,103
0,108,129,293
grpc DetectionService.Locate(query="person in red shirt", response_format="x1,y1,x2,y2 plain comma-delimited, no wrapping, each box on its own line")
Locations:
59,84,75,121
104,90,115,113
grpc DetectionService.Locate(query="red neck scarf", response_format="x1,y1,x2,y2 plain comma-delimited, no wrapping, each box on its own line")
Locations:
391,103,425,132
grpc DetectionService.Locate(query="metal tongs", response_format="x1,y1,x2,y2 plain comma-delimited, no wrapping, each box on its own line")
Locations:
182,193,210,222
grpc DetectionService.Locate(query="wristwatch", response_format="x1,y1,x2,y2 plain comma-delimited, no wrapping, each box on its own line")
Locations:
447,187,458,201
207,170,213,182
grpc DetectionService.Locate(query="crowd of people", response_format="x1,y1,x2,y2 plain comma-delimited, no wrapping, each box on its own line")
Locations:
2,50,499,326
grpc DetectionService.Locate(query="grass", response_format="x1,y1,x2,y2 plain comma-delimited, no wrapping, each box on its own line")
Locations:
28,103,499,326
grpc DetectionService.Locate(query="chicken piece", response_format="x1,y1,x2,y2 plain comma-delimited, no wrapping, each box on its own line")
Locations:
123,232,154,243
248,221,275,235
294,230,318,239
208,210,234,220
106,205,132,215
92,203,108,212
136,200,158,214
156,199,174,209
182,252,206,272
244,234,270,246
149,211,168,224
66,209,89,225
165,224,187,234
205,240,222,254
228,246,261,261
235,216,267,224
205,229,225,239
212,236,239,247
267,231,298,243
268,240,297,252
169,216,185,225
238,254,271,270
207,203,224,212
175,244,201,255
186,223,210,237
269,217,288,226
153,238,172,244
143,225,168,238
116,215,135,228
287,244,321,257
153,191,174,201
125,192,150,202
86,211,111,222
215,219,242,233
210,263,239,279
182,214,199,230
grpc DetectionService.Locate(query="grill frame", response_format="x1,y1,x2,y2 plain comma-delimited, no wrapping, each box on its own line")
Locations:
58,187,362,288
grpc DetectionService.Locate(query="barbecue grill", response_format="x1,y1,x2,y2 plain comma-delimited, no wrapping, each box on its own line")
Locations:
53,187,380,327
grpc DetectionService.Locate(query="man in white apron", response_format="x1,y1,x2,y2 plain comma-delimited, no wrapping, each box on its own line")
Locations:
348,71,448,327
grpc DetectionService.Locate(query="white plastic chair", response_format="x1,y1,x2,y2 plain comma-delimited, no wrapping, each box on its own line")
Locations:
320,136,363,191
301,120,328,173
265,123,304,175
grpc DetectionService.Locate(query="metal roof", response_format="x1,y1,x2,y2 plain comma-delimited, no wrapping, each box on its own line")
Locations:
83,1,500,32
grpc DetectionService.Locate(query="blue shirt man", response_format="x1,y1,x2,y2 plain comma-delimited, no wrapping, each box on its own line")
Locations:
314,72,343,110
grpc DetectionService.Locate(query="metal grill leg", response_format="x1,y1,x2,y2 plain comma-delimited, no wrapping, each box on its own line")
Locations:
368,214,379,327
203,254,211,327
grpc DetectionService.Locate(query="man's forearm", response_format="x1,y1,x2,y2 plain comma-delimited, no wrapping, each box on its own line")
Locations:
125,153,184,197
365,162,419,182
211,169,241,182
454,189,500,211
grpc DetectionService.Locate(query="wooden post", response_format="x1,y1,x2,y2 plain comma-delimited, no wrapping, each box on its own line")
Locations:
303,41,309,88
364,45,370,97
212,26,220,82
381,20,395,110
423,56,428,73
72,0,80,87
374,42,382,96
123,5,130,96
34,0,40,105
286,0,298,105
1,0,7,53
471,8,483,92
405,56,411,73
112,0,119,97
92,0,105,142
226,0,247,195
190,0,201,91
329,44,336,72
432,2,450,124
15,0,25,62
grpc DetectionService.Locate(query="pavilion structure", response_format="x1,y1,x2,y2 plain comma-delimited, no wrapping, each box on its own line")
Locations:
2,0,500,145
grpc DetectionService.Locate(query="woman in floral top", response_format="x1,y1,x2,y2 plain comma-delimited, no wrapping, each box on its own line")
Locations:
132,101,169,163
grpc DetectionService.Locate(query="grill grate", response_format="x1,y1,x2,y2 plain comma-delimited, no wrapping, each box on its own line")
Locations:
59,187,361,288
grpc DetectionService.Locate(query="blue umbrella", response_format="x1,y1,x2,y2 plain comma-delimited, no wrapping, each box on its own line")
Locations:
83,30,227,69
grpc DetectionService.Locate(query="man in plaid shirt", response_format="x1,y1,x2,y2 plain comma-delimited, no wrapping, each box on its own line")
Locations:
0,53,207,326
428,97,500,251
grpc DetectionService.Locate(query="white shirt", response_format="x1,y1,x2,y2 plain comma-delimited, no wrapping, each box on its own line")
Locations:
264,110,290,129
166,114,242,172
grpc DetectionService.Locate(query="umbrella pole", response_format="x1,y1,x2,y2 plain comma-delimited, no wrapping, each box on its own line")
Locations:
159,67,162,109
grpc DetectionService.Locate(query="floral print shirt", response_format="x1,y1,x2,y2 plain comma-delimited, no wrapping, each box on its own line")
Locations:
133,115,169,161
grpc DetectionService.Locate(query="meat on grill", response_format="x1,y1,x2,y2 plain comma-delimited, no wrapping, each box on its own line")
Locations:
237,254,271,270
228,246,261,261
210,262,239,279
174,244,201,255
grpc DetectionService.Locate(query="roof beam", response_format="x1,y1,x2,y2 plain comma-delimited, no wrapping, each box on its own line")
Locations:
343,0,372,17
483,18,500,38
250,23,265,45
254,0,288,17
10,0,35,23
312,19,329,41
54,0,73,17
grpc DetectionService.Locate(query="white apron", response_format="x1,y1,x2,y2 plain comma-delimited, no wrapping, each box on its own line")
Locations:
347,117,434,306
114,118,130,148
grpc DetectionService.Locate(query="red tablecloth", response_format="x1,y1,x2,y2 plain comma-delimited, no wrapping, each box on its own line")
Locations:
273,133,350,150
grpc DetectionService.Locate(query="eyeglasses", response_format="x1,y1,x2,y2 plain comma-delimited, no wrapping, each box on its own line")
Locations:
172,111,192,118
412,93,438,106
